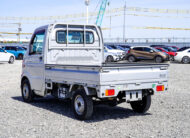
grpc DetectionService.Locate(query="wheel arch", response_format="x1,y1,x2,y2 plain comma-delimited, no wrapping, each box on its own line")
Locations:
127,54,136,59
181,56,190,63
70,84,96,96
21,76,30,86
154,55,162,59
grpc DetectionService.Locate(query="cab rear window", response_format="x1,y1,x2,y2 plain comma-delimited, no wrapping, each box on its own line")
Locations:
56,31,94,44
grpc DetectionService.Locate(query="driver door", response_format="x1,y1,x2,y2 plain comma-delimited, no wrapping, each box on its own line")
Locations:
25,29,46,95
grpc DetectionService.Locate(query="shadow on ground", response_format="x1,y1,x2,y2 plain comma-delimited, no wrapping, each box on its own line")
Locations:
12,96,151,122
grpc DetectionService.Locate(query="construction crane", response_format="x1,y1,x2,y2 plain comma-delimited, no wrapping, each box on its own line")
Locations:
96,0,109,27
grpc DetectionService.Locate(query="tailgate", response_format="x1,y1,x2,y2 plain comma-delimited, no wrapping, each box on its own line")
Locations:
100,64,169,85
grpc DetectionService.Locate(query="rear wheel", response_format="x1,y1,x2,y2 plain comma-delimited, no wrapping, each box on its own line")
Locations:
72,90,93,120
21,79,34,102
155,56,163,63
128,55,136,62
106,56,114,62
182,56,190,64
130,95,151,113
8,56,14,64
169,55,174,61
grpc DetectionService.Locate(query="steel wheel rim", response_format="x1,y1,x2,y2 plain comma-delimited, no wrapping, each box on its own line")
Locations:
74,95,85,115
23,84,29,99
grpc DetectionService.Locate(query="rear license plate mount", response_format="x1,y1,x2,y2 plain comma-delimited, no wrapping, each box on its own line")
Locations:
125,90,142,102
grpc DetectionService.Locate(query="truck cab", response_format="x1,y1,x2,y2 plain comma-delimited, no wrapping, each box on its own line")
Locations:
21,23,169,120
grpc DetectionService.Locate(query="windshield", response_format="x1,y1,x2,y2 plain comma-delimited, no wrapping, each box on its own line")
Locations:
167,47,176,52
152,47,160,52
171,47,178,50
162,48,169,52
106,45,113,50
117,46,125,50
110,46,117,49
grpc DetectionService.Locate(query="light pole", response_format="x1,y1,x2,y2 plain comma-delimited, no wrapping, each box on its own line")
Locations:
85,0,90,24
123,0,126,42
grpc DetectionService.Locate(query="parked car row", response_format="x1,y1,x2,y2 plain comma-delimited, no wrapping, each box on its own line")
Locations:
104,44,190,64
1,44,190,64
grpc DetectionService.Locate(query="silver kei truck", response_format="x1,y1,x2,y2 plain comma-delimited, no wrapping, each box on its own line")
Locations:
21,23,169,120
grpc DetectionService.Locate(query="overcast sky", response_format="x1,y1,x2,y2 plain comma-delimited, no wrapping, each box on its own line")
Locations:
0,0,190,39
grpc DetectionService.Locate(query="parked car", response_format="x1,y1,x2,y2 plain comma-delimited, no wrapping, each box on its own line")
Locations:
169,46,179,51
116,45,130,54
104,49,120,62
155,47,177,61
127,46,169,63
0,48,15,64
150,45,177,52
174,48,190,64
2,46,26,59
177,46,190,52
104,45,125,60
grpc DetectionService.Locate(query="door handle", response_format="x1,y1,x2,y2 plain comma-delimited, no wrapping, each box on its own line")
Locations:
39,56,43,60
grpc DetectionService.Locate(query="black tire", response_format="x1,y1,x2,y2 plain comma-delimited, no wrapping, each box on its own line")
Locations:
128,55,136,62
169,55,174,61
130,95,151,113
8,56,14,64
155,56,163,63
18,54,23,60
106,55,114,62
182,56,190,64
72,90,93,120
21,79,34,102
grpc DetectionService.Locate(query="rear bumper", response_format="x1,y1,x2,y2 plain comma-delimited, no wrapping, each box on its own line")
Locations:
174,56,182,62
97,81,168,98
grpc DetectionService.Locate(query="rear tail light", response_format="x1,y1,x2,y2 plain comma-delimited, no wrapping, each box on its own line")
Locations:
128,50,130,53
105,89,115,96
175,53,177,56
156,85,165,91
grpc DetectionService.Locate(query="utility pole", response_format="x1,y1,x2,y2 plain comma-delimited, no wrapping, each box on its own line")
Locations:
85,0,90,24
108,2,111,39
17,23,22,42
109,16,112,39
123,1,126,42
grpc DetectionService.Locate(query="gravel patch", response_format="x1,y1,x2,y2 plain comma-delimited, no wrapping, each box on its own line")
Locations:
0,61,190,138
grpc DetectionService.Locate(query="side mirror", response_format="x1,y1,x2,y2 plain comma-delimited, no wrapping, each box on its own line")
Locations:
150,50,154,53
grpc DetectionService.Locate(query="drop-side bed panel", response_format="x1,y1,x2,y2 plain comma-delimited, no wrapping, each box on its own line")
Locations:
45,63,169,94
